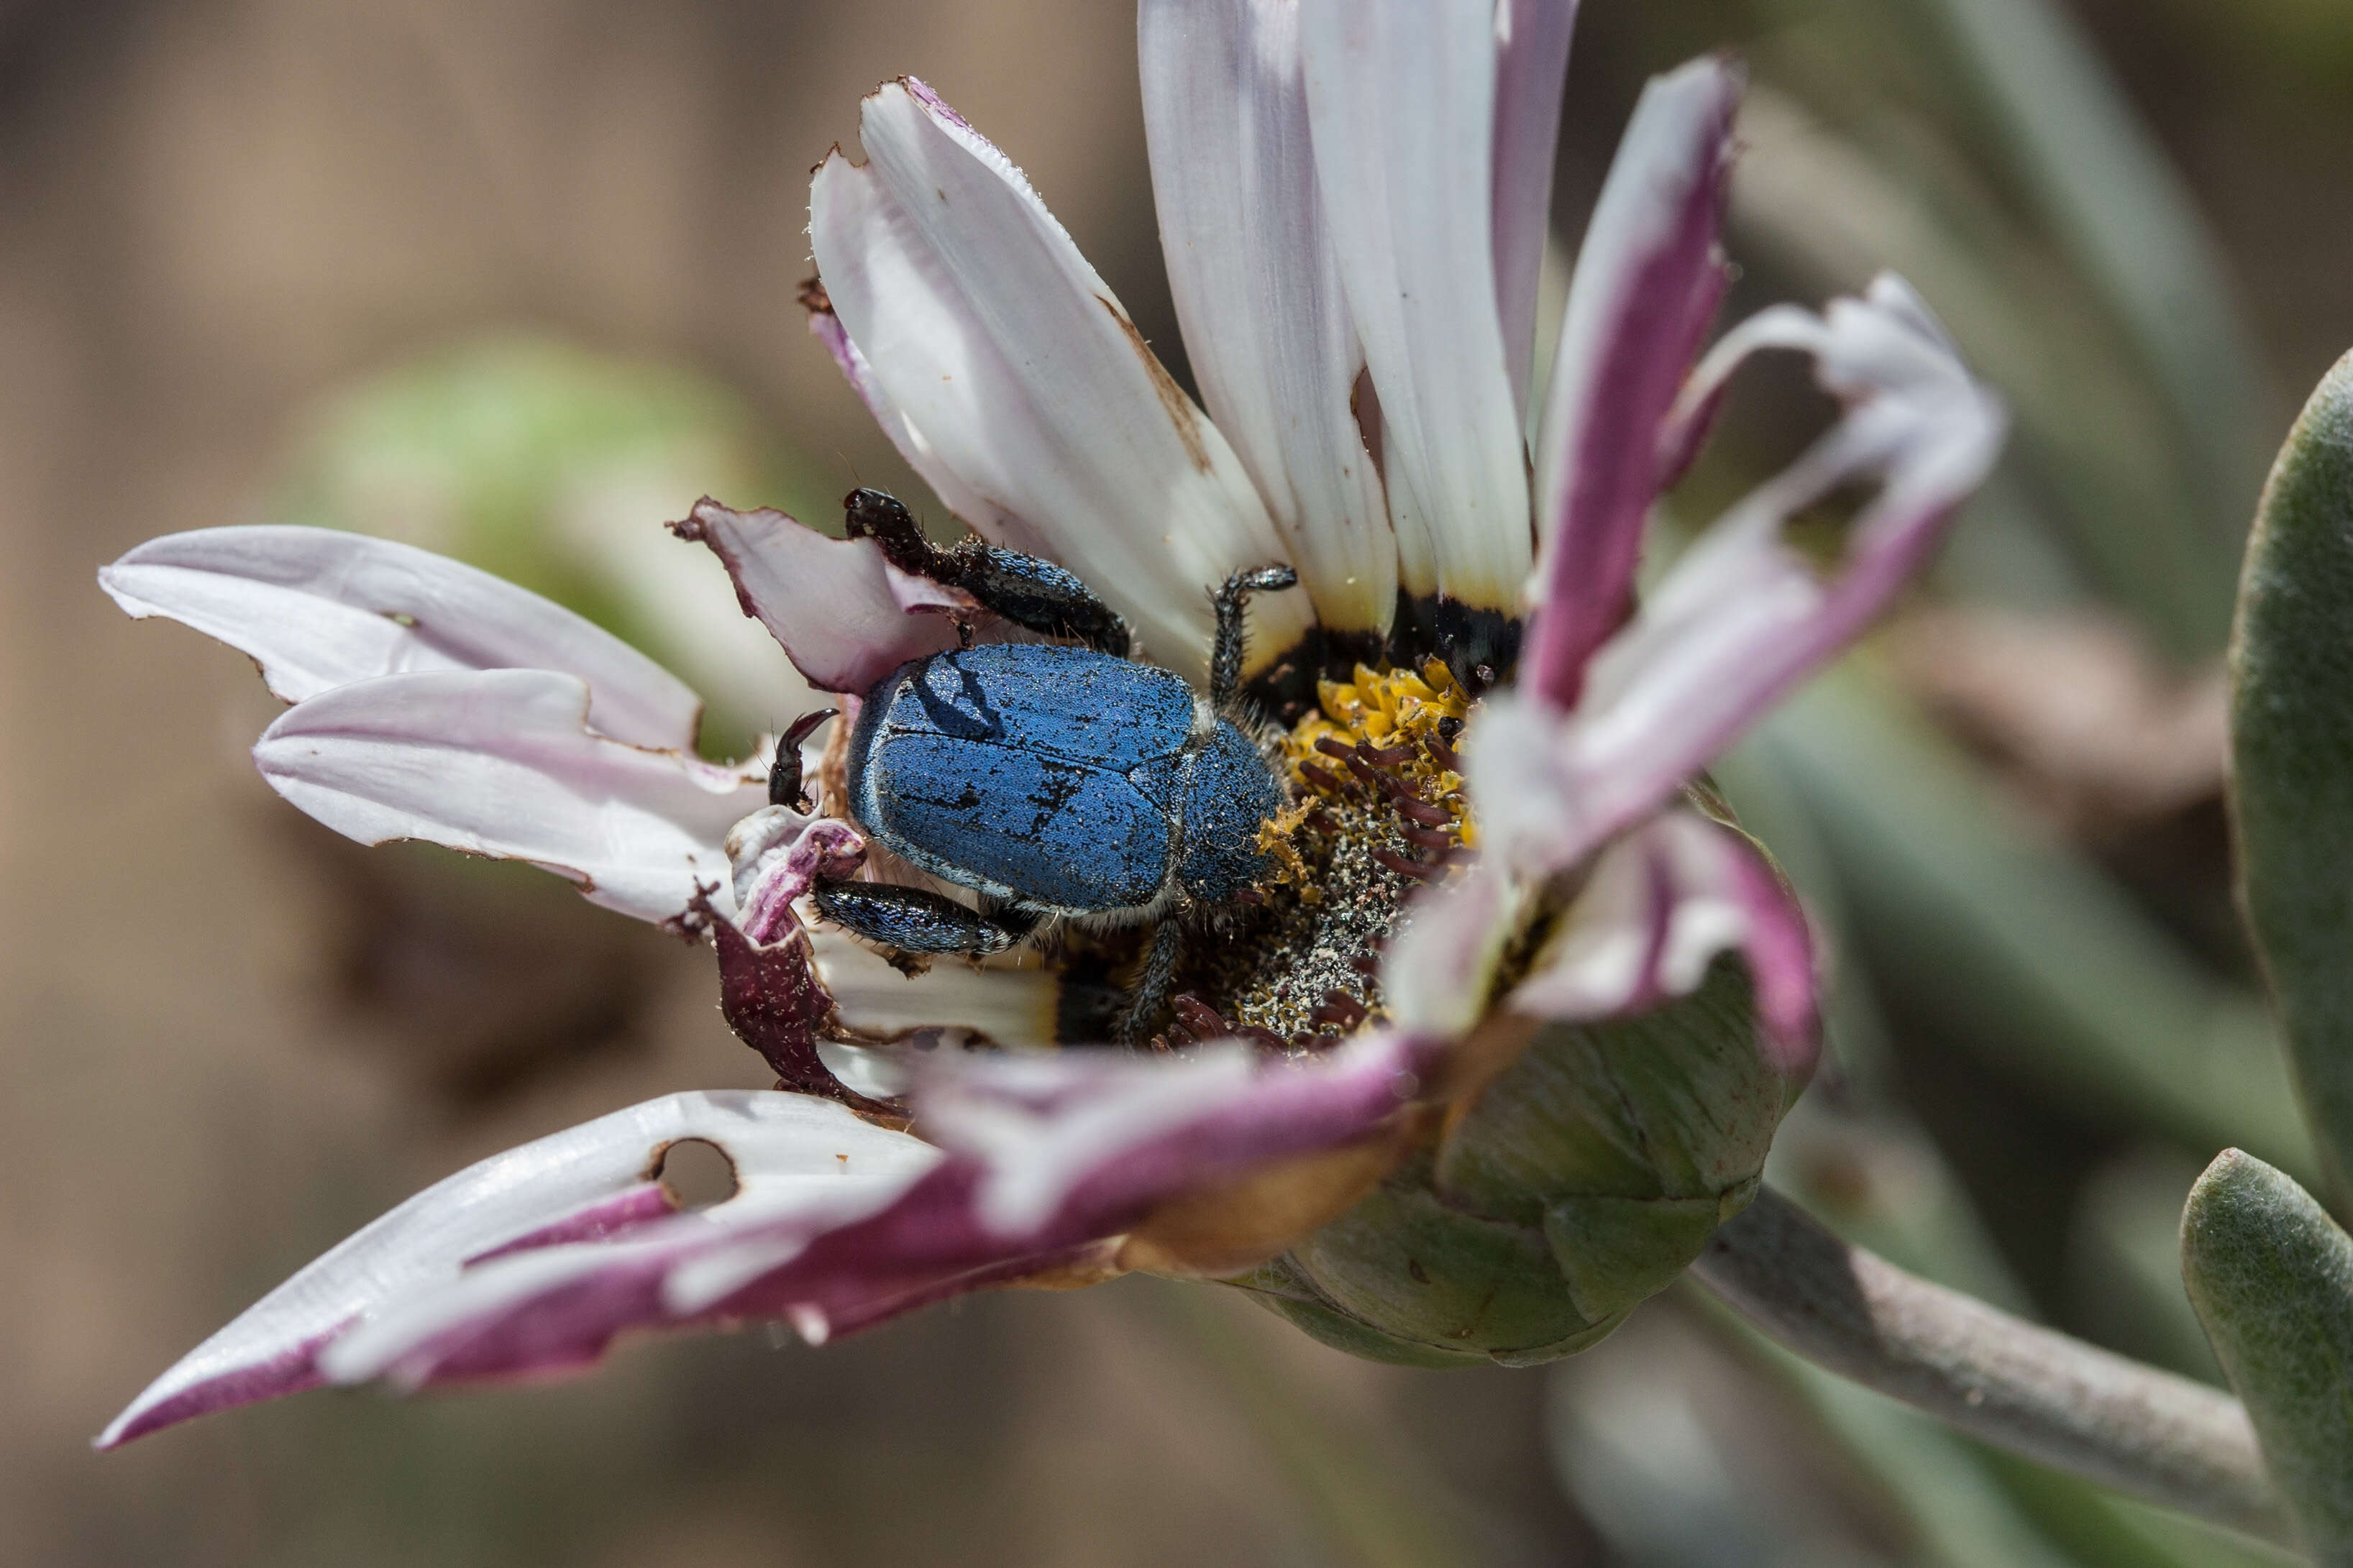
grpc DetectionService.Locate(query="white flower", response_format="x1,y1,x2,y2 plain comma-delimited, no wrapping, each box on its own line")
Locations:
95,1,2002,1449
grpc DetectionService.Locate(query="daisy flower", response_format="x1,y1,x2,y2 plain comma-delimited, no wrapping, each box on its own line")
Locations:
95,0,2001,1447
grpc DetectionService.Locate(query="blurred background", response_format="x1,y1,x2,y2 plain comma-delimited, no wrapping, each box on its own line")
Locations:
8,0,2352,1562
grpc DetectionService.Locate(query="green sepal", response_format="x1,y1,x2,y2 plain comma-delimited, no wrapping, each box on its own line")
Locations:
1248,955,1804,1368
1289,1159,1602,1357
1433,960,1791,1220
1545,1185,1755,1325
2181,1149,2353,1564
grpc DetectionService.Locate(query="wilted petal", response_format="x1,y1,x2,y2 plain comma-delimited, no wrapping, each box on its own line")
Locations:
672,499,963,697
1526,56,1741,703
1139,0,1397,636
278,1034,1428,1393
99,526,703,750
1507,810,1817,1065
96,1091,935,1446
810,78,1311,686
1491,0,1579,412
1299,0,1531,610
253,669,762,925
1472,275,2006,874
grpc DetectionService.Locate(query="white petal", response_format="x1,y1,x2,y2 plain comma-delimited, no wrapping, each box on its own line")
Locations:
1140,0,1397,636
99,526,703,751
675,499,962,697
99,1091,933,1446
253,669,764,924
1299,0,1532,608
810,927,1060,1050
1491,0,1580,413
1381,860,1525,1037
810,80,1312,686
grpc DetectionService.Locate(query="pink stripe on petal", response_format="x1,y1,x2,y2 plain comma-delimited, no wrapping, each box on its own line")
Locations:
671,499,962,698
465,1185,680,1265
1527,55,1741,707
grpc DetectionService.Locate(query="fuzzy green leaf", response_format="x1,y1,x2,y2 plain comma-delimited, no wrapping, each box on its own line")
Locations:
2182,1149,2353,1564
2231,349,2353,1195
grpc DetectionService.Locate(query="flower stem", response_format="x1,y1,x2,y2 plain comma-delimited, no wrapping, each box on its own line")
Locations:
1689,1186,2297,1551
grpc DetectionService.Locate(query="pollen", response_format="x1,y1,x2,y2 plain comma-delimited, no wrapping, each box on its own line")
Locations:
1143,660,1481,1056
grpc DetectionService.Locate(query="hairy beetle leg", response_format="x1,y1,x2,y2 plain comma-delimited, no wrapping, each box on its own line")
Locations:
1118,917,1187,1047
1210,564,1300,713
811,880,1041,958
844,487,1132,656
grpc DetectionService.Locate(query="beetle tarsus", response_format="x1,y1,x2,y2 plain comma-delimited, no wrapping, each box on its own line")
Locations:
770,707,841,810
812,879,1041,957
1210,564,1300,712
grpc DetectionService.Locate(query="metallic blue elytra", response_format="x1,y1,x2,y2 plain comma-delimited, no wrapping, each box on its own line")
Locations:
846,642,1283,917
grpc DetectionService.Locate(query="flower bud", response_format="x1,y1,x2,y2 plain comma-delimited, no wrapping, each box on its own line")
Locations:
1236,958,1801,1365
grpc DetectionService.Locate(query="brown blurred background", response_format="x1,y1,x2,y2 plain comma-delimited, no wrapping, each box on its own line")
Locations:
6,1,2352,1564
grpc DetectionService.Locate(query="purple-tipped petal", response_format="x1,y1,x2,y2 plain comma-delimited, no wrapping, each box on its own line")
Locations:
99,526,705,750
809,79,1310,687
1139,0,1397,636
671,499,963,698
252,668,762,925
1526,56,1741,706
1507,810,1817,1068
1474,275,2006,876
1491,0,1580,413
96,1091,934,1446
260,1036,1430,1398
1299,0,1532,609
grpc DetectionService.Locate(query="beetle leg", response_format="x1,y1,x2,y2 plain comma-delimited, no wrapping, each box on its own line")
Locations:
1118,917,1187,1047
769,708,841,811
811,880,1040,958
1210,564,1300,713
843,487,1132,656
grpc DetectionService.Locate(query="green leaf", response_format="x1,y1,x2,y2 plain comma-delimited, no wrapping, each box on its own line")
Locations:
2182,1149,2353,1564
2231,349,2353,1196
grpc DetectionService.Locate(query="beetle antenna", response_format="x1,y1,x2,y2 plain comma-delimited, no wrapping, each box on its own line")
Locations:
1210,565,1299,712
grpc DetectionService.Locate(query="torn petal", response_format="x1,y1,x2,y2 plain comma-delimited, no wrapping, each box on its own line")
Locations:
672,499,962,697
810,78,1310,686
1526,55,1740,705
96,1091,935,1446
99,526,703,750
252,669,762,925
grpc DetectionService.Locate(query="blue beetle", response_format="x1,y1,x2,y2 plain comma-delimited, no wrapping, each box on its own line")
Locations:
773,490,1297,1038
